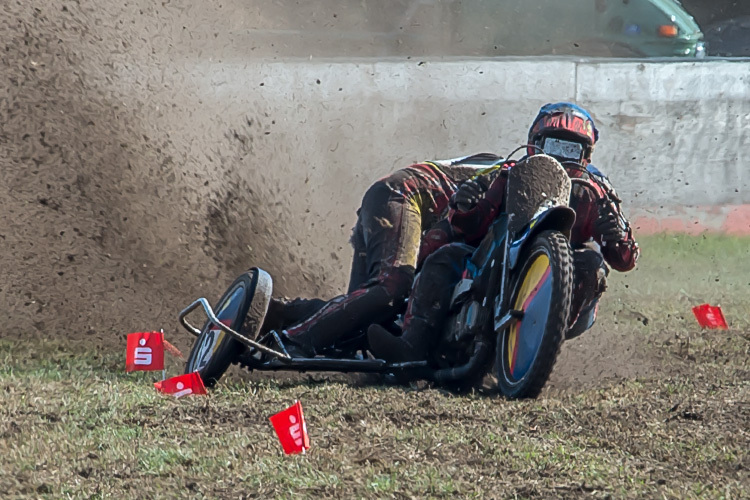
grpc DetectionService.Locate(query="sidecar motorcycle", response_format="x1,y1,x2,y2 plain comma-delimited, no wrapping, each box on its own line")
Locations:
179,153,595,399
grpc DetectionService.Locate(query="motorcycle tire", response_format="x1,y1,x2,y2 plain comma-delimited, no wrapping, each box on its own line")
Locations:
184,268,272,388
496,230,573,399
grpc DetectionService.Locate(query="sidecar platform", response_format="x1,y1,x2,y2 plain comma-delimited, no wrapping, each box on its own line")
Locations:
179,295,430,375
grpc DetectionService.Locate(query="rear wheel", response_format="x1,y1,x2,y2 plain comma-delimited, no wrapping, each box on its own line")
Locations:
496,231,573,399
185,268,272,387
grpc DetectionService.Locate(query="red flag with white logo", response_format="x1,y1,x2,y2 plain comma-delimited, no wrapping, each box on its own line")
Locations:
269,401,310,455
126,331,165,372
154,372,207,398
692,304,728,330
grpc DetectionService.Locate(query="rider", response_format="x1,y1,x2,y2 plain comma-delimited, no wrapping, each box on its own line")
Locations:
368,102,640,362
267,153,506,357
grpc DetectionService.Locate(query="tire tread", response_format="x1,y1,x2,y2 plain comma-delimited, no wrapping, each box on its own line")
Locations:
497,230,573,399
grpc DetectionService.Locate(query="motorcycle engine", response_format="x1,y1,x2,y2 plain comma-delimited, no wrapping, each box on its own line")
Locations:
449,300,481,343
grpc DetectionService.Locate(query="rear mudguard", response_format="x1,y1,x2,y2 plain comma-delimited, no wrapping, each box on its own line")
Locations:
508,205,575,270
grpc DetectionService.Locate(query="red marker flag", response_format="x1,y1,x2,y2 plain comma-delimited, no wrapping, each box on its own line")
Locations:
126,331,165,372
692,304,728,330
269,401,310,455
154,372,207,398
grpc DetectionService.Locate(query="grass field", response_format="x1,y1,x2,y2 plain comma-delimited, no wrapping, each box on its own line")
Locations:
0,234,748,499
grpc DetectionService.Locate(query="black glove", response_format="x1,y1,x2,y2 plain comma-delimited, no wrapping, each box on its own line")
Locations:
452,179,487,213
595,200,627,243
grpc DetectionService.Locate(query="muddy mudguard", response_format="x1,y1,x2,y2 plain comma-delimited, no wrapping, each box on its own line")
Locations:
507,206,575,271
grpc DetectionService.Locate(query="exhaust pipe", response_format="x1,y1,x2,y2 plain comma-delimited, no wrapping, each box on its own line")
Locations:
431,338,491,384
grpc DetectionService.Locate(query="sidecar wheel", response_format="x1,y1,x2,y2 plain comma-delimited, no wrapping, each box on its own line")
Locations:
496,231,573,399
185,268,272,387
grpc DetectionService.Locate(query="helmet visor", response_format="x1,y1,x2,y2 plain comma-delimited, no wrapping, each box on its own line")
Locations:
541,137,584,162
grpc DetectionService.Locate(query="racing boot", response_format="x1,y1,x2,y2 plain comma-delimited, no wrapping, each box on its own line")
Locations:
367,318,432,363
260,298,287,335
567,247,608,340
566,298,600,340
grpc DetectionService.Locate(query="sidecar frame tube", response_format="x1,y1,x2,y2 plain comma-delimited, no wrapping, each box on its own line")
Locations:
178,297,290,360
251,357,430,374
494,215,512,323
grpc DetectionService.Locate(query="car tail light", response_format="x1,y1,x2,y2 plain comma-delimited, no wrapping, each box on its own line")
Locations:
658,25,678,37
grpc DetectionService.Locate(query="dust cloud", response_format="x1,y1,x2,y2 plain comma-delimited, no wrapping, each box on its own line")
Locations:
1,1,355,345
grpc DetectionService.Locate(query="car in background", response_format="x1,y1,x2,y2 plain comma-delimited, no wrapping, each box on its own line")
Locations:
445,0,706,58
224,0,706,59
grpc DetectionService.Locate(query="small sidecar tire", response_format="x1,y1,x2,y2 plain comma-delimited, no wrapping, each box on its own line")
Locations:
184,268,272,387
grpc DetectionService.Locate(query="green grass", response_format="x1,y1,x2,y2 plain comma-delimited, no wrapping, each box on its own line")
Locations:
0,341,746,499
0,234,748,499
609,233,750,331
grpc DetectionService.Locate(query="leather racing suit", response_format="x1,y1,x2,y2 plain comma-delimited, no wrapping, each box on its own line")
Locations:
277,153,505,356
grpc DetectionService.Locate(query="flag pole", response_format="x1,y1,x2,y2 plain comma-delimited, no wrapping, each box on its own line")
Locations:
300,401,305,455
161,328,166,381
297,399,306,455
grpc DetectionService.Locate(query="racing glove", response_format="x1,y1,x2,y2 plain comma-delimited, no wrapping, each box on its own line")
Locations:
451,178,489,213
595,200,627,243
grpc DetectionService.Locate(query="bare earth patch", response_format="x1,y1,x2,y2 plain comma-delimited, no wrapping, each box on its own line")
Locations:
2,232,750,499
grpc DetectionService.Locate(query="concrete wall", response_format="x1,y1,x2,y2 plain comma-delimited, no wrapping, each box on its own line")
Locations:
164,57,750,232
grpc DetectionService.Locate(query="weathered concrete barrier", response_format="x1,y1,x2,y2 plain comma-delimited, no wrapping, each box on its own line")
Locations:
170,58,750,236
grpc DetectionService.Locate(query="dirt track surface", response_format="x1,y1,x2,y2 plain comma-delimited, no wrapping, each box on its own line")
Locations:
0,334,747,499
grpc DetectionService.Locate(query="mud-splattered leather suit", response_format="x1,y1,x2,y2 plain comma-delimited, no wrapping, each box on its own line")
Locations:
565,165,639,336
280,153,504,355
387,161,640,360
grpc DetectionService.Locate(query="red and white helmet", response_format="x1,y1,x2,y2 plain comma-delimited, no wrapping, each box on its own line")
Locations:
527,102,599,163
